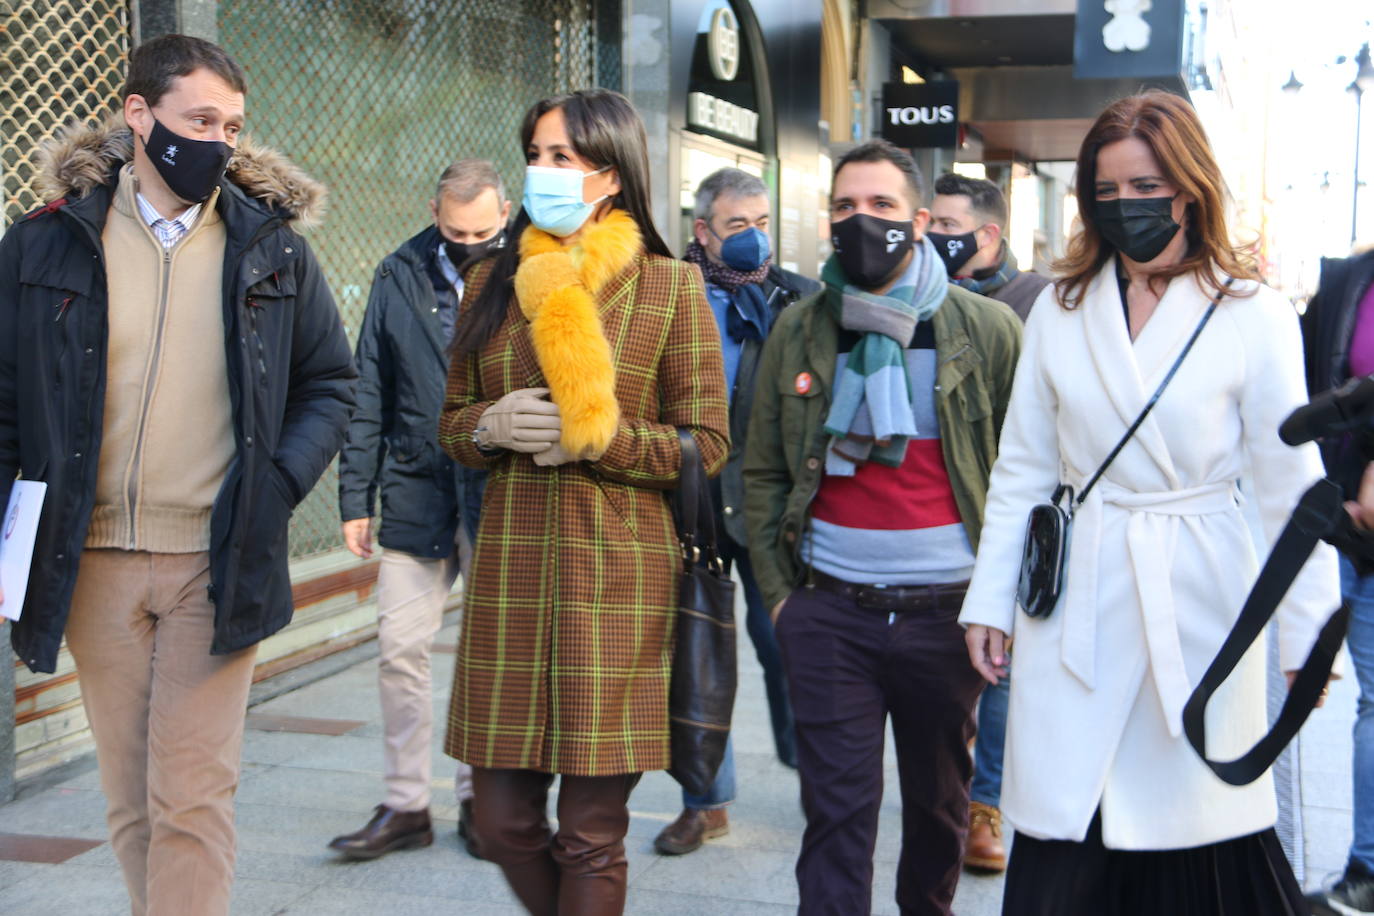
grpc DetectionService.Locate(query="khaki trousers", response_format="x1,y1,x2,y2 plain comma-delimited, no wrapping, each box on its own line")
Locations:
64,549,257,916
376,538,472,811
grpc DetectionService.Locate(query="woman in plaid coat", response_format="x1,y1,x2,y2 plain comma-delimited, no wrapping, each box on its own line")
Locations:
438,90,729,914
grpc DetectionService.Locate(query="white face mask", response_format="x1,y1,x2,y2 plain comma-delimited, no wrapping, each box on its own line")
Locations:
522,164,610,237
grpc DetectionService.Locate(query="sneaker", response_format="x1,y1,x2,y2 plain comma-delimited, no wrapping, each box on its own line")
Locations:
1309,860,1374,915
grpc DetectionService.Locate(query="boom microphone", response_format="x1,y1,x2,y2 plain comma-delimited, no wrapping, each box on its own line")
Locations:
1279,374,1374,446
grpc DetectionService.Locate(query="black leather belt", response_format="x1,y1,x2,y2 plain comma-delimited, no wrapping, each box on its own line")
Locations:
808,568,969,614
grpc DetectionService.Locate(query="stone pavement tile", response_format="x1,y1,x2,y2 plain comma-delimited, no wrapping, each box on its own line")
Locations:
241,729,361,768
308,844,521,904
273,885,526,915
1305,767,1356,809
629,844,800,907
65,840,120,869
251,680,379,722
0,832,103,864
624,888,796,914
954,871,1007,915
233,764,388,815
0,863,130,915
230,877,320,915
0,859,50,891
0,785,109,836
1304,805,1355,886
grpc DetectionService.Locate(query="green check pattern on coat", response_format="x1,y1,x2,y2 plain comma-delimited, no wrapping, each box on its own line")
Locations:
439,254,729,776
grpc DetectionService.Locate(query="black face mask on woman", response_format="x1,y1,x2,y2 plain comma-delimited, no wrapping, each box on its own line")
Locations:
1095,196,1181,264
830,213,915,289
142,117,232,204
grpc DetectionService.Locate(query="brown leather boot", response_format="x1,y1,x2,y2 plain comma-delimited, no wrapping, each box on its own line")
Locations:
653,807,729,856
964,801,1006,872
328,805,433,860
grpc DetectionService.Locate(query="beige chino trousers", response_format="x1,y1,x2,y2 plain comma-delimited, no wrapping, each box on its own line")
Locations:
376,529,472,811
64,549,257,916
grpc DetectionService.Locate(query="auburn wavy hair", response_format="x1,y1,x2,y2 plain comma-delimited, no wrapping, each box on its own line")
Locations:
1053,90,1256,308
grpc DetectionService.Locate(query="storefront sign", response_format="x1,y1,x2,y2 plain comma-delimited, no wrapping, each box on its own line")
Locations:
688,91,759,144
1074,0,1184,80
707,6,740,80
879,81,959,149
687,0,763,151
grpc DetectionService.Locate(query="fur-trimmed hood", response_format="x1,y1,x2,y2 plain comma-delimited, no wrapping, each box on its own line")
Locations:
36,116,326,228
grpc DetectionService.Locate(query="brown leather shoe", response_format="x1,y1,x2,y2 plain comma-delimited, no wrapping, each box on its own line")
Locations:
457,798,484,860
328,805,433,860
964,801,1006,872
653,807,729,856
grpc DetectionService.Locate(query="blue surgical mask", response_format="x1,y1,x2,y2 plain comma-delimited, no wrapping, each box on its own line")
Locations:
714,225,771,272
523,164,610,237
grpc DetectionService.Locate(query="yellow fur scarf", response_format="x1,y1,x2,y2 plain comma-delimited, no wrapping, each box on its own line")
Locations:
513,208,641,457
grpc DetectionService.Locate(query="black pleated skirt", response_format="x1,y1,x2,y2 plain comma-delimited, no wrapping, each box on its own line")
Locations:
1002,811,1306,916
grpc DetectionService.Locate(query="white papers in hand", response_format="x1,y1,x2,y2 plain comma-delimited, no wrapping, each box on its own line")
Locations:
1,481,47,621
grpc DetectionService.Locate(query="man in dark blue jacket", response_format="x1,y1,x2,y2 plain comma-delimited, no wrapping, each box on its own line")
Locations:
0,35,355,914
328,160,506,860
655,167,818,856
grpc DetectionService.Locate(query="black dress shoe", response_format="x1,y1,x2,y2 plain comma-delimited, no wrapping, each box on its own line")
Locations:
457,798,484,860
328,805,433,860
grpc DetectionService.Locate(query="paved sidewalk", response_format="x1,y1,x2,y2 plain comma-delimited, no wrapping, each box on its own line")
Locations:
0,603,1359,914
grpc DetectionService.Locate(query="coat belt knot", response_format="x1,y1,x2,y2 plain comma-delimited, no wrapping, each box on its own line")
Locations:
1062,479,1239,736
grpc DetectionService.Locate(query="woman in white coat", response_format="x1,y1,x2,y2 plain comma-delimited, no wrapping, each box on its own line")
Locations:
959,90,1340,915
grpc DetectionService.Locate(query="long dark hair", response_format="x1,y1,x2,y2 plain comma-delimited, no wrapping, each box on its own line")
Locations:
1053,90,1256,308
450,89,671,362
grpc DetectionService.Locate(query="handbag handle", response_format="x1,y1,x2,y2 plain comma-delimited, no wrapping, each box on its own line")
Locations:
1074,277,1235,509
673,429,723,568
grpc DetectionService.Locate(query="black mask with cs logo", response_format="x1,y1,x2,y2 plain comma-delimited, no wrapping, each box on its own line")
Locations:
142,117,232,204
443,231,507,274
1095,196,1182,264
830,214,915,289
926,230,980,276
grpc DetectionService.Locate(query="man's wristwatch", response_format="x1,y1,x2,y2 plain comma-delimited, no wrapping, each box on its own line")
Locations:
472,424,498,454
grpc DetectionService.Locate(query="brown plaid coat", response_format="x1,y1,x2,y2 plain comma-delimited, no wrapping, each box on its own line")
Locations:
439,251,729,776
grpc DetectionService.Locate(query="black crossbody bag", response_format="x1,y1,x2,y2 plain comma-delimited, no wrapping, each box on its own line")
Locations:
1017,278,1234,619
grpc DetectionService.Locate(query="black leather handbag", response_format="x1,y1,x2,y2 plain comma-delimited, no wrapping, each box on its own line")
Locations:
667,430,738,797
1016,278,1233,619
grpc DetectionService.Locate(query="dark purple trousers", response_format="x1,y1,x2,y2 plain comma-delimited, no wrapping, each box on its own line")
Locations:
775,583,986,916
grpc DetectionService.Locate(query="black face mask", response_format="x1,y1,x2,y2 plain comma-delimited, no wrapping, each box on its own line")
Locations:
1095,196,1181,264
443,231,506,273
927,230,980,277
142,117,232,204
830,213,915,289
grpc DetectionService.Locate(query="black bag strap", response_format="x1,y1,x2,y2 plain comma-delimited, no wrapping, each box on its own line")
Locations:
673,429,723,568
1183,478,1350,785
1073,277,1235,509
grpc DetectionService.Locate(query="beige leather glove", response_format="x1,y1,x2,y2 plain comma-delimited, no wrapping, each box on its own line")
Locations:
531,434,613,467
478,388,562,453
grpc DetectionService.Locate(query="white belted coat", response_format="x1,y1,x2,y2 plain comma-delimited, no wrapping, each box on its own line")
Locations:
958,263,1340,850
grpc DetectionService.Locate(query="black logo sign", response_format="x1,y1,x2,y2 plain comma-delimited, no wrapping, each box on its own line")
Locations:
880,81,959,149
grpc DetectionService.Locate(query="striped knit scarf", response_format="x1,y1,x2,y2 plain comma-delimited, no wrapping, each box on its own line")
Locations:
821,235,948,475
953,242,1019,296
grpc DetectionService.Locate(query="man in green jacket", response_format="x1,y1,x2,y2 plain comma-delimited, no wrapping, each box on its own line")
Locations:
743,140,1021,916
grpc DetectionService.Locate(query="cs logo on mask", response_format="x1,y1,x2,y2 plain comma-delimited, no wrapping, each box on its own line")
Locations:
944,238,965,257
885,228,907,253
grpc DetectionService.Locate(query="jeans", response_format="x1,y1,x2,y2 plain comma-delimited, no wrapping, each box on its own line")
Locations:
970,669,1009,808
1342,555,1374,873
680,535,796,810
684,734,736,809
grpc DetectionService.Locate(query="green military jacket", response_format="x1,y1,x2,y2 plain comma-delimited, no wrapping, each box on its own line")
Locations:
742,282,1024,610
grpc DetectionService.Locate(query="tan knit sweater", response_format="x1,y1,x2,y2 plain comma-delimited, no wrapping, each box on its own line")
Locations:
86,166,235,552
